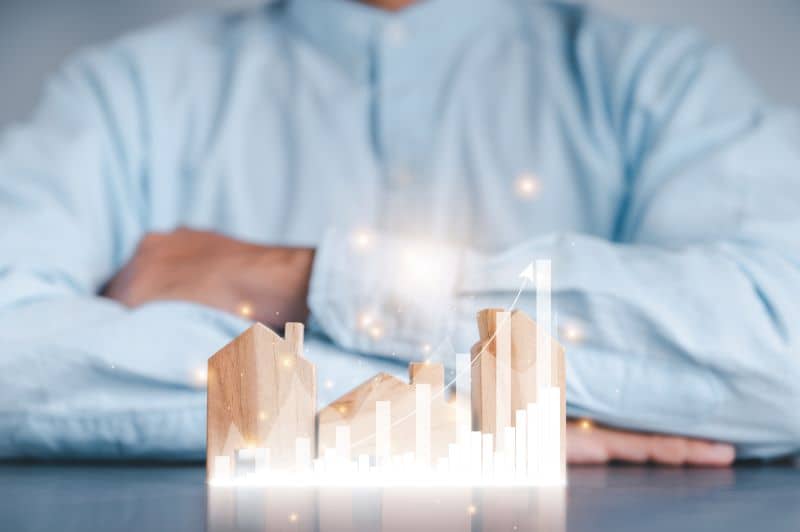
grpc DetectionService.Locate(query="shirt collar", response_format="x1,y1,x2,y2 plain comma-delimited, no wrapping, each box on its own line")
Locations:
283,0,512,81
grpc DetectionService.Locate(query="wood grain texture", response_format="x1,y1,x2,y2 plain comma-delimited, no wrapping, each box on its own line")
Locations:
495,311,511,449
472,309,566,475
206,322,316,478
409,362,444,398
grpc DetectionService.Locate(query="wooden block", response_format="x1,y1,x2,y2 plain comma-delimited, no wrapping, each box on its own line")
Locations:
284,322,304,357
472,308,567,480
553,336,567,480
476,308,503,352
495,311,511,449
471,338,495,438
409,362,444,397
510,311,538,407
318,373,414,460
318,363,455,462
206,322,316,479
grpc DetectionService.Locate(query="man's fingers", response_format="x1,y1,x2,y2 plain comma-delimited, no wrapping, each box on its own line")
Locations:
598,429,648,463
648,436,734,466
648,435,689,465
566,423,610,463
685,440,736,466
567,420,736,466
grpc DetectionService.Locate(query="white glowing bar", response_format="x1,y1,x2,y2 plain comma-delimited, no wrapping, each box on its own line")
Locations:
496,311,511,450
536,260,552,392
482,433,494,476
336,426,351,465
546,386,563,483
358,454,370,473
436,457,449,473
515,410,527,478
403,452,415,472
494,450,505,477
540,387,560,482
455,353,471,447
556,389,565,483
448,443,459,474
415,384,431,468
324,447,337,472
376,401,391,466
295,437,311,473
313,458,324,474
504,426,516,475
545,389,555,482
527,402,540,479
235,448,256,477
470,431,482,477
214,455,231,481
254,448,270,476
539,394,549,480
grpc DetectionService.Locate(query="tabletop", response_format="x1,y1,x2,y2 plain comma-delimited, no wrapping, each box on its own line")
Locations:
1,462,798,531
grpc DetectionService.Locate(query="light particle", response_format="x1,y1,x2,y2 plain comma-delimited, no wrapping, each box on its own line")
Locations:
238,302,254,318
514,172,542,199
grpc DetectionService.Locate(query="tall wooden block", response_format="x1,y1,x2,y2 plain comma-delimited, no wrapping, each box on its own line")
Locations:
206,322,316,479
472,309,566,481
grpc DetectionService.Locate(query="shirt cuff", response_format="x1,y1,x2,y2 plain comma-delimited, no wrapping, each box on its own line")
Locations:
307,228,465,358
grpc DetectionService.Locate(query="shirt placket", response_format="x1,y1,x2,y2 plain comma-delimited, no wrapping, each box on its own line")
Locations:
371,20,430,237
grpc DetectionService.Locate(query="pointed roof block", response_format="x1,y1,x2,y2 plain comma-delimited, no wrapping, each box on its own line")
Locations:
472,308,565,465
206,322,316,479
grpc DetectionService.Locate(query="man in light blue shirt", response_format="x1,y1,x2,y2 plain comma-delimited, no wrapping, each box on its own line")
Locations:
0,0,798,464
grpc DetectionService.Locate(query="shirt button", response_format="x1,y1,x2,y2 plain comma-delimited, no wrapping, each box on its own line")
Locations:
384,22,409,47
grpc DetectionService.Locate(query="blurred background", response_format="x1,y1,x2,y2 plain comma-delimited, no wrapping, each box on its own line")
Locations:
0,0,798,128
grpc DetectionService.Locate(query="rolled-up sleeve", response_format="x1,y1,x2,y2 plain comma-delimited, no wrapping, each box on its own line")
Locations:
0,45,251,459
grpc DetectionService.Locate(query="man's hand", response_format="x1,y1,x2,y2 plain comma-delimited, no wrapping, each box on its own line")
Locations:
567,419,735,466
104,228,314,329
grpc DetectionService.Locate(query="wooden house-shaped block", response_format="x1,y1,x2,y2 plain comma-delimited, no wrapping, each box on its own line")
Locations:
206,322,315,479
317,361,456,463
472,308,566,478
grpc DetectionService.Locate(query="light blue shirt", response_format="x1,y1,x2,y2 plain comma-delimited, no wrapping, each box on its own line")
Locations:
1,0,798,460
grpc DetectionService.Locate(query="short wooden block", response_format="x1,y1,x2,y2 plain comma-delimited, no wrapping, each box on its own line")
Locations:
317,362,456,463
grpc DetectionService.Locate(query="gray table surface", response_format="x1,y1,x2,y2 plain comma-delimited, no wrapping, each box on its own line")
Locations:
1,463,798,531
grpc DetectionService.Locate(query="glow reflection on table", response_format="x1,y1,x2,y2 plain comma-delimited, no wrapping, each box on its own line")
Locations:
207,485,566,532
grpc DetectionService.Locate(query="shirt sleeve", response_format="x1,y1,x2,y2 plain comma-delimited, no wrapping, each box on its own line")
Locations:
308,33,800,459
0,46,251,458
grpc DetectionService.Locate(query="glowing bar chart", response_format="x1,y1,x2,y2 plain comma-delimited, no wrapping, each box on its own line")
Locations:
208,261,565,487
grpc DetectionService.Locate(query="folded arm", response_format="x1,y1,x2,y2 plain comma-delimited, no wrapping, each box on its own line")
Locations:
0,47,259,458
308,37,800,459
0,46,399,459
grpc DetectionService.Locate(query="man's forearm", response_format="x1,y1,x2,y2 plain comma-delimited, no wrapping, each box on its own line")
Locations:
244,244,315,326
104,228,315,329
